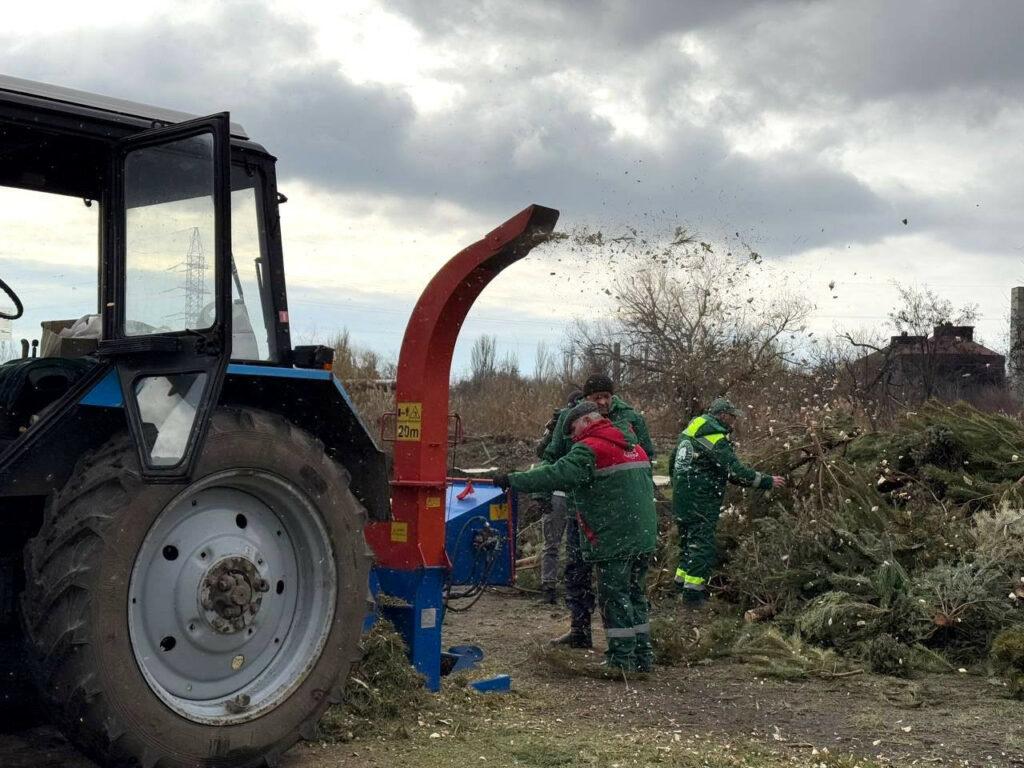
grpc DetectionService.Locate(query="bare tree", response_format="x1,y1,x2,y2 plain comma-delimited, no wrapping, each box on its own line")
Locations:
559,344,583,387
888,284,978,335
569,247,811,422
533,341,557,381
838,284,984,407
809,330,892,426
469,334,497,380
497,349,520,377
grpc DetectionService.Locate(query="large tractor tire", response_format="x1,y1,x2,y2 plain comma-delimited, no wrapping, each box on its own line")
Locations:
21,407,372,768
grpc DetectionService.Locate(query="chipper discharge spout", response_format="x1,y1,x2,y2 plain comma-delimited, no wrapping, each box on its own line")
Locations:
365,204,559,690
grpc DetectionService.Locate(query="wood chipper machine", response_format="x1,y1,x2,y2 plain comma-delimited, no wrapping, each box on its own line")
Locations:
0,75,556,768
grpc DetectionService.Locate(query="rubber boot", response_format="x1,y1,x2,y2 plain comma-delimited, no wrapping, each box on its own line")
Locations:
681,588,707,610
540,585,557,605
549,628,593,649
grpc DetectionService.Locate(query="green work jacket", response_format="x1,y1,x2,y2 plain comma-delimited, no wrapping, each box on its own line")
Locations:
543,395,655,465
670,413,772,517
509,418,657,561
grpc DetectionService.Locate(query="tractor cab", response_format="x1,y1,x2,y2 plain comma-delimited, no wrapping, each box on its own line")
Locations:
0,76,287,472
0,76,398,768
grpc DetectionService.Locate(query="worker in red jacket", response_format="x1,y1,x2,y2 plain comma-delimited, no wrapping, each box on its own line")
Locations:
496,401,657,672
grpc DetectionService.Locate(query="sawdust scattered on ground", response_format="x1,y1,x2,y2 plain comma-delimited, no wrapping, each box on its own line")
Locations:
285,591,1024,768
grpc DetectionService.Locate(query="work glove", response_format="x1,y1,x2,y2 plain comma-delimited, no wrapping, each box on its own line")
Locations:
492,472,511,491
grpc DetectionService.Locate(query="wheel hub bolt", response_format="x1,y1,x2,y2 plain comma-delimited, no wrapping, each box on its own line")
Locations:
200,557,268,634
225,691,250,714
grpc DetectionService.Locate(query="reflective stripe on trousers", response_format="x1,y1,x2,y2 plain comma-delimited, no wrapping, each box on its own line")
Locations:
605,626,635,638
605,623,652,638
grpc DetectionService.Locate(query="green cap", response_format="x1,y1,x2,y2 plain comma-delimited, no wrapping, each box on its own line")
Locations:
563,400,600,433
708,397,740,417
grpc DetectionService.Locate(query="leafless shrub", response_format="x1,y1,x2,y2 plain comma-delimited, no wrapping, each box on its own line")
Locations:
565,241,813,437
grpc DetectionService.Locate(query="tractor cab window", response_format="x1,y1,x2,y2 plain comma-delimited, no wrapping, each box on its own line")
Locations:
121,137,275,359
230,173,276,361
0,187,100,446
124,133,217,336
134,371,208,466
0,188,100,362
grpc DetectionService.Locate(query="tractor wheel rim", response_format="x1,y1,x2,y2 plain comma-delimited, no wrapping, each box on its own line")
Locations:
128,469,337,724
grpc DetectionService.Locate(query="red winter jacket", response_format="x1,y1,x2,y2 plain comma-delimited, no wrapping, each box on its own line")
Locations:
509,418,656,561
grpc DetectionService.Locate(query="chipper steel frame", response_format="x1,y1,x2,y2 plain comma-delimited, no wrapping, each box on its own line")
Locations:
0,74,557,768
366,204,558,689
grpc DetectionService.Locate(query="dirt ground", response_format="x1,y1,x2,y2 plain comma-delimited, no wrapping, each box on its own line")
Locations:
3,590,1021,768
285,591,1023,768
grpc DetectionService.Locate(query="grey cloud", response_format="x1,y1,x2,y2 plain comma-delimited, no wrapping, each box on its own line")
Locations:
707,1,1024,113
0,2,416,191
384,0,1024,256
0,0,1018,259
388,0,776,48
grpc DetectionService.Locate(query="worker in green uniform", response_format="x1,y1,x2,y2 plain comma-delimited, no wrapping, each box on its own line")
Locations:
495,401,657,672
533,389,583,604
671,397,785,607
542,373,654,648
543,374,654,465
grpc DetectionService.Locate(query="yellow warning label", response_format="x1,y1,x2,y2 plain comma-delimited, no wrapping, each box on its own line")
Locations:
396,402,422,442
489,502,510,521
426,496,441,508
390,521,409,543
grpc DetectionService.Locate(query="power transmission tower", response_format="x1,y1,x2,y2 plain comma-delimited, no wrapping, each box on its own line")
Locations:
180,227,207,328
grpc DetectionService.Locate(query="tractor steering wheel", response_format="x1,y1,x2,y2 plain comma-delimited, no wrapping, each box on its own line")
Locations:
0,277,24,320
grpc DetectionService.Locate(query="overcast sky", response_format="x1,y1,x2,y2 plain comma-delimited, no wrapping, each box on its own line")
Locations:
2,0,1023,373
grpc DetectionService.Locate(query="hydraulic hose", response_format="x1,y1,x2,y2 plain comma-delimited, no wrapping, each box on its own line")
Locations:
443,515,501,616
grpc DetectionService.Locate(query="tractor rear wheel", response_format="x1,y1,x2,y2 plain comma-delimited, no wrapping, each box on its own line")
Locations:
21,407,371,768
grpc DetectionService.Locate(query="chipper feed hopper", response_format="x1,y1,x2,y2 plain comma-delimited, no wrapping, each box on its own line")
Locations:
0,74,557,768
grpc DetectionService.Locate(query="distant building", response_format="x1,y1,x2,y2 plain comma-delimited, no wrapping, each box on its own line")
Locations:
856,324,1004,401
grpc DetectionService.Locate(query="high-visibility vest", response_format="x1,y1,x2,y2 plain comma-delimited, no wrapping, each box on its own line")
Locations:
682,415,726,446
673,415,725,476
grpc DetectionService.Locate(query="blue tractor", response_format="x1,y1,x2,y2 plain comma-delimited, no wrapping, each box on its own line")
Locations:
0,76,555,767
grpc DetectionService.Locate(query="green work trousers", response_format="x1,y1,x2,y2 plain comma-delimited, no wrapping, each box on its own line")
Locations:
673,493,723,594
595,554,652,670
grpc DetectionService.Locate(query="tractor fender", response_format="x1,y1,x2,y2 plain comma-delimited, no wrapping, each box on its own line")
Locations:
219,365,391,521
2,363,391,522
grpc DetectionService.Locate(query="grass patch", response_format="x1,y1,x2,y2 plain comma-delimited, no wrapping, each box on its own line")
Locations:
322,714,887,768
318,619,426,740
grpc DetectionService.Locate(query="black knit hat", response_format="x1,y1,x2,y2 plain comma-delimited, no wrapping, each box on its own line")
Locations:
563,400,600,433
583,373,614,396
